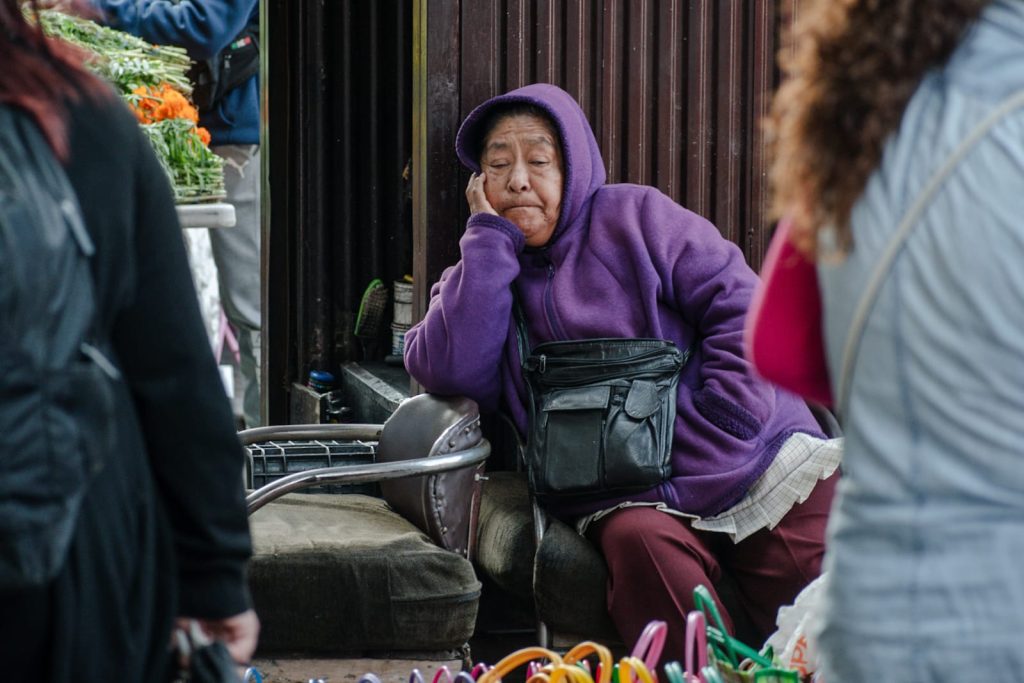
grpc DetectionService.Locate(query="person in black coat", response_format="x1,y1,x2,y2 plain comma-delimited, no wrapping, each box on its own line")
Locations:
0,1,258,680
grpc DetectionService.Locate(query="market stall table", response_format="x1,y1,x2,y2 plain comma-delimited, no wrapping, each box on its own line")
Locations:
176,202,235,229
176,202,237,395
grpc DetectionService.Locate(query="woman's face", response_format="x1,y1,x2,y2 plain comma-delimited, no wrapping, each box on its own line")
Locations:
480,113,563,247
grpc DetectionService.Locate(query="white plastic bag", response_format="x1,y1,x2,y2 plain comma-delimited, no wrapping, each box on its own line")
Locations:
765,572,829,679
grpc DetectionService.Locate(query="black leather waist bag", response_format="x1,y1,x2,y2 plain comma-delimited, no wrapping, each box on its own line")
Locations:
519,337,688,503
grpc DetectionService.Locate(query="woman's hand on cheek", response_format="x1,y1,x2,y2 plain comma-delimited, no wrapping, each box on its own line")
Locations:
466,172,498,216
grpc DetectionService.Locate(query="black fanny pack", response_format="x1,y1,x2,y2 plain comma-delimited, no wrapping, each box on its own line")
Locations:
514,300,689,502
188,19,259,112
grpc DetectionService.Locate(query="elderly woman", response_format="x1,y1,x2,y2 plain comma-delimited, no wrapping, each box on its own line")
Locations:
404,83,838,653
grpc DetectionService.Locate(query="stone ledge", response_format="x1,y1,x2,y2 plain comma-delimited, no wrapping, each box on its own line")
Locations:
339,361,411,423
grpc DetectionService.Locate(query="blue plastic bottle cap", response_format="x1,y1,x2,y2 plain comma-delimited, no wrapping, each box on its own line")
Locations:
309,370,335,384
308,369,336,392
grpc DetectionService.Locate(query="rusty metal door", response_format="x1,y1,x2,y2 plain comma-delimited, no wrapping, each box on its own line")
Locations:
413,0,794,321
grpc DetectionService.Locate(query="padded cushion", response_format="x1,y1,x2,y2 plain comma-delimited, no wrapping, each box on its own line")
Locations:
249,494,481,655
475,472,536,598
533,514,618,640
378,394,485,558
476,472,618,639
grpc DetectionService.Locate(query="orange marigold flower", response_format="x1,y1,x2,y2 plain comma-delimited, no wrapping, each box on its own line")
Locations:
164,86,199,122
196,127,211,146
129,85,161,124
129,84,204,128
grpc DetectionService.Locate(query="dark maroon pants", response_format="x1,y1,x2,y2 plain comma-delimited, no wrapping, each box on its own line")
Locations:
586,474,837,665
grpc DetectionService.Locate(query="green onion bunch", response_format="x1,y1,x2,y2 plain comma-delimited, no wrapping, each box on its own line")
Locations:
141,118,226,203
37,10,193,95
34,9,226,204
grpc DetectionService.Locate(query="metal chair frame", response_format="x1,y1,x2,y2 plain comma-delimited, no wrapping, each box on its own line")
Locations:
240,422,490,515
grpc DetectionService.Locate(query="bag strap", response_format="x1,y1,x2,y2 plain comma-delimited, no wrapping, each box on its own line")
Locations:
510,288,537,469
511,286,531,367
836,89,1024,415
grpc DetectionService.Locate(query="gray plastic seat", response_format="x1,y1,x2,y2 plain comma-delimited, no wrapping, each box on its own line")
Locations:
476,470,619,645
243,393,489,657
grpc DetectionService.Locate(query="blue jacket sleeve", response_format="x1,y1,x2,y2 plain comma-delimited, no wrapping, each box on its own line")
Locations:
93,0,257,59
403,214,524,412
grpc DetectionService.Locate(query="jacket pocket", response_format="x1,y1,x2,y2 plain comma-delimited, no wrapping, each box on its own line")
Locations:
536,386,608,494
692,387,763,440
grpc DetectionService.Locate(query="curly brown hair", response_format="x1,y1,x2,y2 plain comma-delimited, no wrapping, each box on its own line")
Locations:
766,0,991,256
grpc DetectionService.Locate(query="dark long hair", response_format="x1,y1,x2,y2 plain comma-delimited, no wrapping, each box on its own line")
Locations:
0,0,105,158
766,0,991,256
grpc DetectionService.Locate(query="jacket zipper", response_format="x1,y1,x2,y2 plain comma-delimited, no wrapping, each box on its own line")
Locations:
529,348,683,386
535,346,676,366
542,261,569,340
537,369,676,388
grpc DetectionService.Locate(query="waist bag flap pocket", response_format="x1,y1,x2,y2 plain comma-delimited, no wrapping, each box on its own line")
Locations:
624,380,662,419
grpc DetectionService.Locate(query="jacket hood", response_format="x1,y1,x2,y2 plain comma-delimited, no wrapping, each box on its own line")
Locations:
455,83,606,245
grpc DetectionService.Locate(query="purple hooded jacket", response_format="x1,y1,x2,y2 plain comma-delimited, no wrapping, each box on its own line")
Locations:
404,83,821,518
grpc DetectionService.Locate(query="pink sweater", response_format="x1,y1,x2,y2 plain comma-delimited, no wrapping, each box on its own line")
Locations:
744,219,833,406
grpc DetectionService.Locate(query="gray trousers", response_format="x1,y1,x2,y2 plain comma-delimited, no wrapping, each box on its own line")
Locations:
211,144,261,427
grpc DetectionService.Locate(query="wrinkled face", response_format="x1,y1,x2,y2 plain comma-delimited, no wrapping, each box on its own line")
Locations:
480,114,564,247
